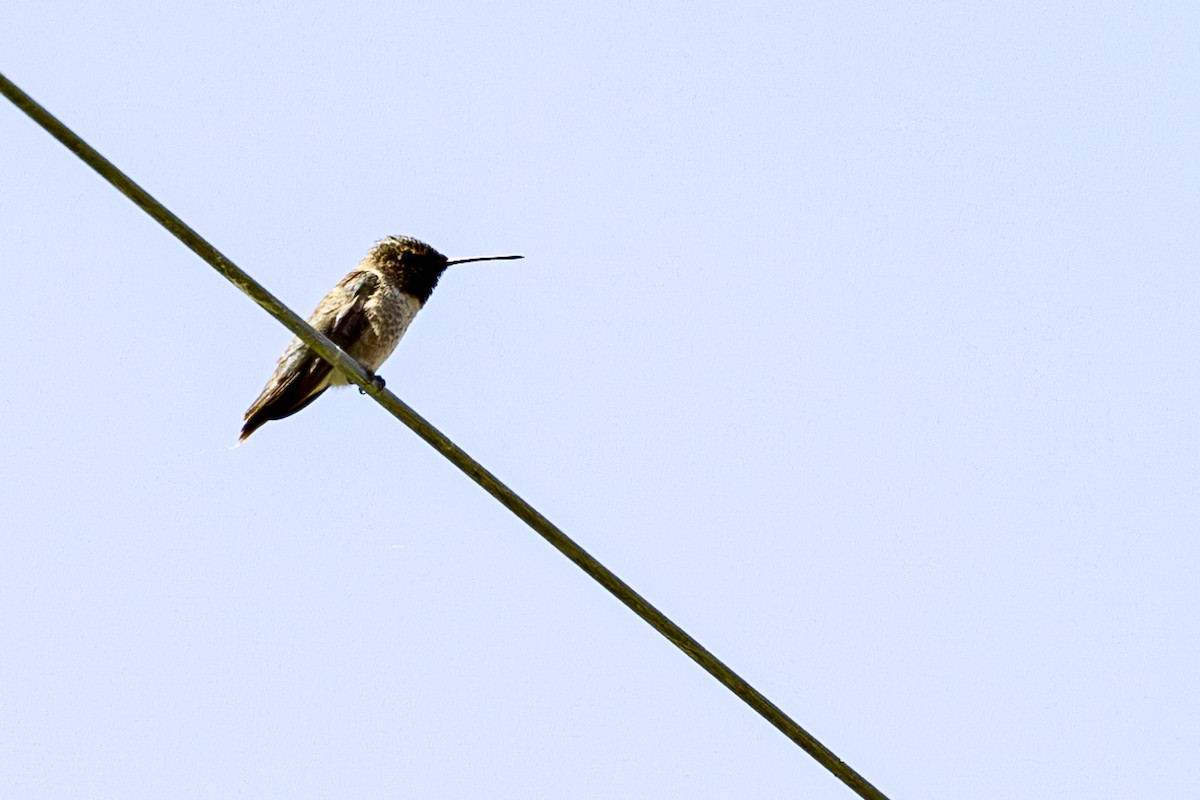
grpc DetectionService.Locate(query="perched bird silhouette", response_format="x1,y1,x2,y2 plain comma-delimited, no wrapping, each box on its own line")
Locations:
240,235,521,442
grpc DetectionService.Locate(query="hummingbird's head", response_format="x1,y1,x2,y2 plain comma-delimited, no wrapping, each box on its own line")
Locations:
368,236,451,304
369,235,525,304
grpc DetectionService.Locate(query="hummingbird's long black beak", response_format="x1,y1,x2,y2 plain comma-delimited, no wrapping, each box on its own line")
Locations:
446,254,524,266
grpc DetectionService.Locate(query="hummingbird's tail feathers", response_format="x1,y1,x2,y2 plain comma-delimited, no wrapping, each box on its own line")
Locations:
239,352,334,442
238,415,270,443
239,383,329,442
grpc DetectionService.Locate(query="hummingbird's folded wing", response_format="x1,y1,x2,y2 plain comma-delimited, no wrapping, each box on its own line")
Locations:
240,270,380,441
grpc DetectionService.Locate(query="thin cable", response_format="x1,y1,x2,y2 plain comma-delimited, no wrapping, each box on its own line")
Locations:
1,71,889,800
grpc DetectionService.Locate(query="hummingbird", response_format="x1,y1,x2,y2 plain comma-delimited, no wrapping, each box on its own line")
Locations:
239,235,522,442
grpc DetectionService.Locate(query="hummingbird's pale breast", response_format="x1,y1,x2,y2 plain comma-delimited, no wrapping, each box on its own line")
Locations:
329,273,422,385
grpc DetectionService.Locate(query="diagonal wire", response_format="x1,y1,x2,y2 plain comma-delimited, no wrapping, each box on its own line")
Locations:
1,71,890,800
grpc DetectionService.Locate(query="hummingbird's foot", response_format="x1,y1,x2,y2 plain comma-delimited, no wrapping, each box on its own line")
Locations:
360,373,386,394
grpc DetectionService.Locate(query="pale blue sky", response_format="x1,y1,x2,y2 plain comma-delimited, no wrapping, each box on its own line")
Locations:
2,2,1197,797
